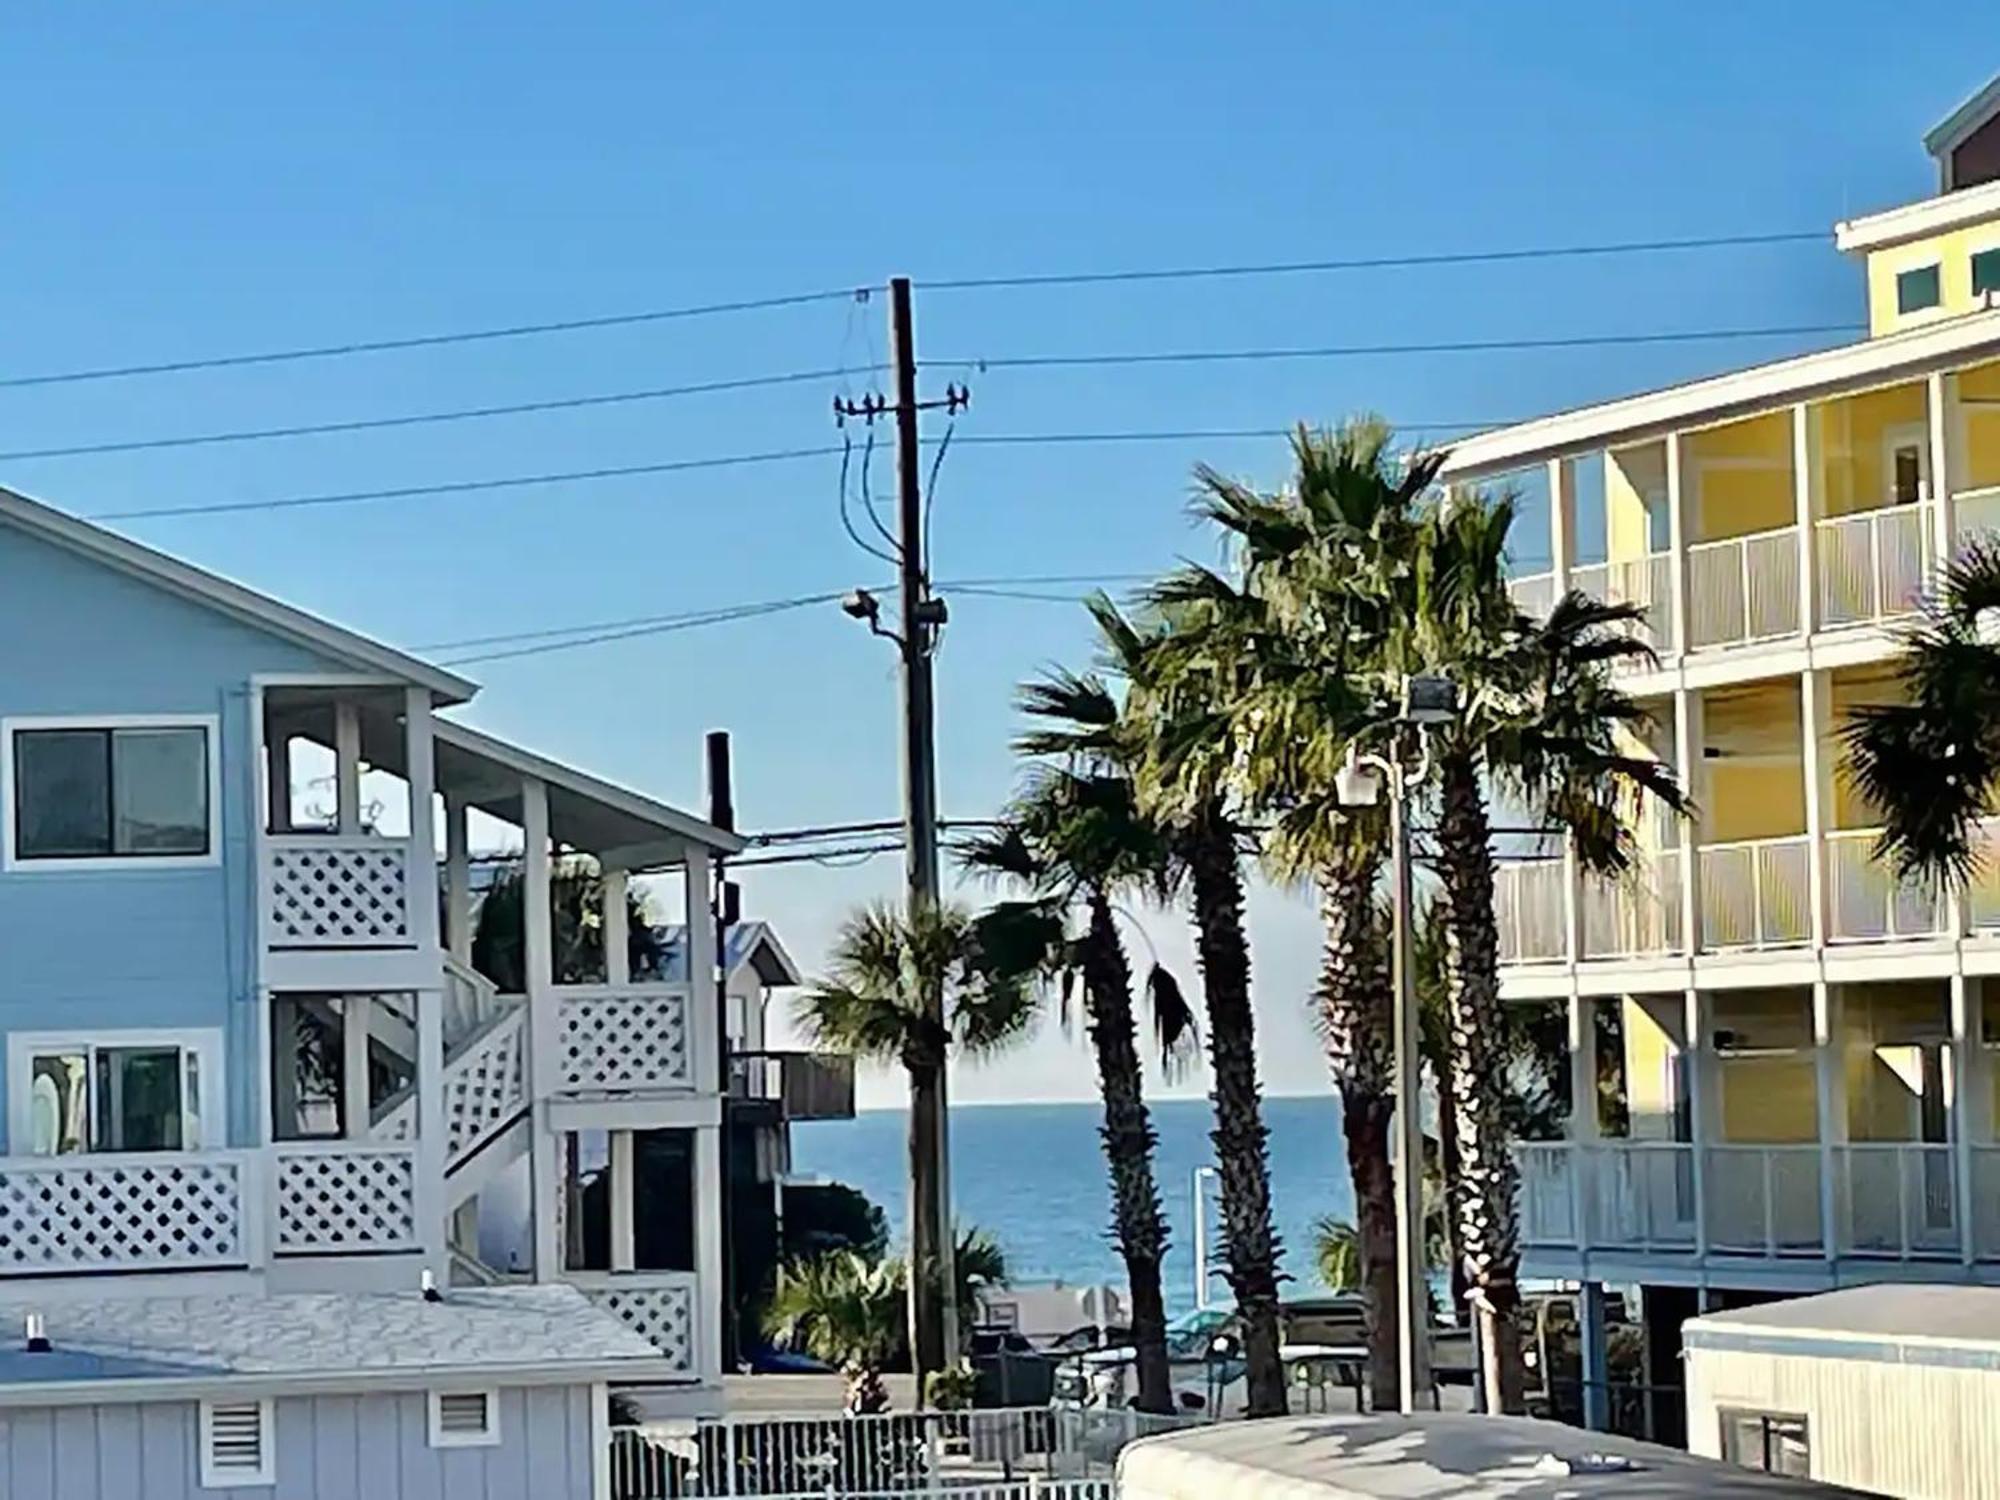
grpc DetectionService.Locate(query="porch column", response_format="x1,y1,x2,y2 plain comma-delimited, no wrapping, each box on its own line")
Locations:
1666,430,1690,657
603,868,630,987
342,996,373,1142
265,733,292,834
1801,669,1832,948
1674,689,1705,955
1930,371,1958,570
1684,989,1710,1258
1793,403,1818,637
403,687,440,957
443,792,472,964
1568,995,1599,1250
609,1129,636,1273
414,985,447,1279
334,699,363,835
686,853,719,1090
695,1122,724,1380
522,776,561,1281
1953,973,1981,1264
1814,982,1847,1263
1549,457,1573,594
1579,1281,1611,1433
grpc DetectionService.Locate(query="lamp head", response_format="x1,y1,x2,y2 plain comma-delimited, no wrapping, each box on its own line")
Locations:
841,588,881,623
1401,673,1459,725
1335,751,1383,808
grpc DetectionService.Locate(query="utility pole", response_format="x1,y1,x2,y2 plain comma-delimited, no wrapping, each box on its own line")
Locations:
707,731,739,1372
839,277,968,1398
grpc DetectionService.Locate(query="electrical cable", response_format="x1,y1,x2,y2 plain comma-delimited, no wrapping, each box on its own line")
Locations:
836,429,900,567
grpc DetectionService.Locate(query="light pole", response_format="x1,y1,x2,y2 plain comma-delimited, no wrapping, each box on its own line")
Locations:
1334,674,1457,1416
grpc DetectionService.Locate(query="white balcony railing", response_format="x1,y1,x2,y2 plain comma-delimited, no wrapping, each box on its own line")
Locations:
1698,835,1811,951
1835,1143,1958,1258
1954,483,2000,543
274,1143,418,1255
1818,503,1928,629
1494,858,1568,965
568,1269,698,1373
1703,1144,1824,1255
263,833,415,948
1507,570,1556,619
1515,1143,1579,1246
1581,850,1684,960
1570,551,1675,653
1825,828,1948,942
1687,525,1800,649
1513,1142,1698,1252
556,984,694,1094
0,1151,250,1273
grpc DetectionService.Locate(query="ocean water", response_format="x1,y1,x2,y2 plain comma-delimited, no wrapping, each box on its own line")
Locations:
790,1094,1354,1319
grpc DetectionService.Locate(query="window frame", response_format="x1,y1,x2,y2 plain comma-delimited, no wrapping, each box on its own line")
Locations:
1973,243,2000,301
198,1397,275,1488
1895,262,1944,317
1719,1406,1810,1477
1,714,222,872
428,1388,502,1449
5,1027,224,1155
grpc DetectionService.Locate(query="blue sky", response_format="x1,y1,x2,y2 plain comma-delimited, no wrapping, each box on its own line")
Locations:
4,6,1989,1105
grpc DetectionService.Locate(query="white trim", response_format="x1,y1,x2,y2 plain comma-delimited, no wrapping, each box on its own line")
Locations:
1927,75,2000,175
199,1397,275,1488
1837,177,2000,253
590,1381,613,1500
427,1387,502,1449
6,1026,227,1154
0,486,475,703
0,713,222,872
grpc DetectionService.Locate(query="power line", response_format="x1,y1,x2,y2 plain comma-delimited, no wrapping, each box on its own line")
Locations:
0,287,870,391
432,592,844,667
935,323,1862,372
0,367,875,464
916,230,1827,292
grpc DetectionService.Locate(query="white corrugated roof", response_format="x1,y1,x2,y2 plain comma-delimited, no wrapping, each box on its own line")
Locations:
1690,1283,2000,1347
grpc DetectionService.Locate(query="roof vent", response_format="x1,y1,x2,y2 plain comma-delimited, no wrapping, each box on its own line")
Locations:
23,1313,48,1354
421,1269,444,1304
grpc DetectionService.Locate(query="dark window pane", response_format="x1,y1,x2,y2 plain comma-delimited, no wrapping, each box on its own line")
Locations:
1974,248,2000,298
15,730,110,857
112,728,208,854
94,1046,186,1151
1897,264,1942,315
635,1129,696,1271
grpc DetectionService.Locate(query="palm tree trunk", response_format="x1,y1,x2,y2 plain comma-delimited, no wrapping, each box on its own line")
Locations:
1079,892,1174,1415
906,1056,949,1391
1435,1068,1470,1322
1184,813,1287,1418
1435,750,1525,1413
1315,861,1399,1410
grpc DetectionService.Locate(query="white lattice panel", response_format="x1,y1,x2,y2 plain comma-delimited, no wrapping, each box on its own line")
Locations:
558,990,691,1093
267,838,412,947
275,1146,417,1253
0,1156,245,1271
580,1277,696,1371
445,1006,529,1160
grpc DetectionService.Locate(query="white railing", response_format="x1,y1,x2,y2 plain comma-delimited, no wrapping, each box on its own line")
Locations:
1818,503,1927,628
0,1152,249,1272
264,834,414,948
1571,551,1675,653
274,1143,418,1255
1825,828,1948,942
1584,1142,1699,1251
1972,1148,2000,1261
443,1002,530,1160
556,984,693,1094
1698,835,1811,950
1508,570,1556,618
1687,525,1800,649
1494,858,1568,965
1953,483,2000,543
570,1269,698,1374
1514,1143,1580,1246
443,955,506,1051
1581,850,1684,960
1703,1145,1824,1255
1836,1143,1959,1258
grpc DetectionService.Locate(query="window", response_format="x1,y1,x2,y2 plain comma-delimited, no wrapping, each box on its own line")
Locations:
200,1399,274,1488
5,718,214,867
428,1389,500,1448
1975,247,2000,298
10,1032,214,1155
1896,264,1943,316
1720,1409,1810,1478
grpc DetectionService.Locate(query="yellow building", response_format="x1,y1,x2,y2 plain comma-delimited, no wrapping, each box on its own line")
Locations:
1455,74,2000,1448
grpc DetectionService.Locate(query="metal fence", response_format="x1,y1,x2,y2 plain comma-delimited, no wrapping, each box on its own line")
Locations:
610,1406,1184,1499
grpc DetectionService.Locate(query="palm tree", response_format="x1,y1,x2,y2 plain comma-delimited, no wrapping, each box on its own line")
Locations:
764,1251,907,1413
796,902,1037,1397
963,725,1196,1415
1088,597,1290,1418
1405,491,1686,1412
470,857,662,991
1843,543,2000,883
952,1223,1010,1325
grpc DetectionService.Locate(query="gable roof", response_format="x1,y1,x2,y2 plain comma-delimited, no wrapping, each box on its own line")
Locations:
0,485,477,704
1927,73,2000,165
652,920,801,985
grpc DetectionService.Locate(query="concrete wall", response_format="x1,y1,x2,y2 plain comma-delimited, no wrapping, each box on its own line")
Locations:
0,1385,598,1500
0,521,348,1146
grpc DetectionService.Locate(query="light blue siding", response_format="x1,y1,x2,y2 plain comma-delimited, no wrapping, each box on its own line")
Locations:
0,521,351,1146
0,1387,596,1500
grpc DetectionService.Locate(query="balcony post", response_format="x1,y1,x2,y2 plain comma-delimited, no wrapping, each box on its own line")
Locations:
1930,371,1957,571
403,686,440,958
609,1129,637,1274
1800,669,1831,948
334,698,362,836
522,775,560,1281
443,792,472,965
1792,403,1818,637
1674,689,1705,953
1683,989,1710,1259
342,995,373,1142
1666,431,1690,657
695,1122,724,1381
603,868,631,987
1813,982,1845,1263
1952,973,1979,1265
1549,457,1572,596
1568,996,1598,1246
415,984,447,1281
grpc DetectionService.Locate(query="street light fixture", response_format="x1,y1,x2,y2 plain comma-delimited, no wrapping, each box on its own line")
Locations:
1341,672,1456,1415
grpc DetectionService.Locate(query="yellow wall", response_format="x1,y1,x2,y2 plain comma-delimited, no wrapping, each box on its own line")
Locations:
1866,223,2000,336
1606,442,1668,563
1842,982,1949,1142
1813,382,1928,517
1684,413,1795,540
1959,360,2000,491
1720,1055,1819,1142
1700,683,1805,843
1621,995,1683,1141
